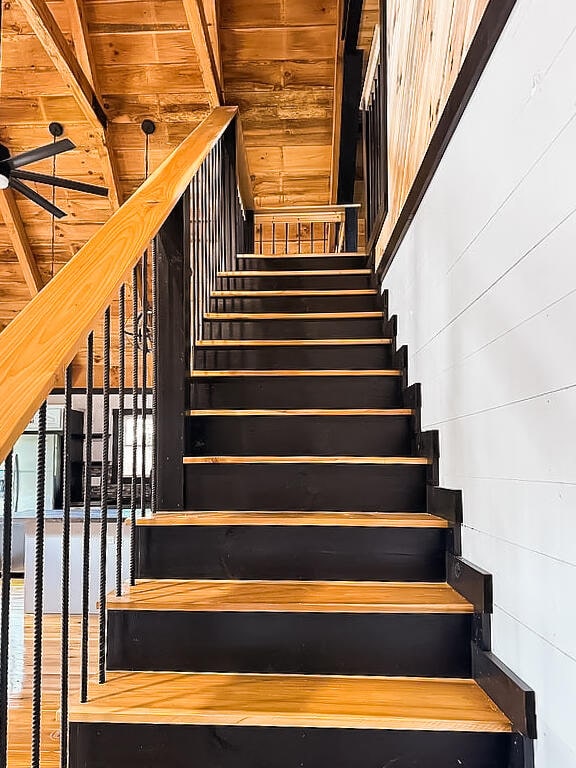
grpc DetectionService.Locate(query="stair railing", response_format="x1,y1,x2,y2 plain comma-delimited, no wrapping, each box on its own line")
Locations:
0,106,249,768
361,23,388,254
254,204,361,255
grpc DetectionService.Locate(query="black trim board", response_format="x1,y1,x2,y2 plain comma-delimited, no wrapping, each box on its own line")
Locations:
372,0,519,280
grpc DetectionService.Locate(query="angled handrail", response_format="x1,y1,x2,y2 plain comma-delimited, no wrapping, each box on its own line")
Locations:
0,106,238,464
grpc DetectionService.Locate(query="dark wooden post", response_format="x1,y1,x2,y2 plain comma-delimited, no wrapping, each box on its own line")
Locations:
154,190,190,510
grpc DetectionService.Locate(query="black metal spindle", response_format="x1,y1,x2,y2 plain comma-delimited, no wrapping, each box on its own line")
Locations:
116,285,125,596
323,222,328,252
130,267,139,587
310,221,314,253
81,333,94,703
297,222,301,252
285,222,289,254
259,222,263,254
0,451,13,768
272,221,276,255
151,240,158,515
141,252,148,519
31,401,47,768
99,308,111,684
59,366,72,768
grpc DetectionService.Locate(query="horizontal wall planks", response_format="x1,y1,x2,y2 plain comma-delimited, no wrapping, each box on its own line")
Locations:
70,671,511,731
219,0,339,207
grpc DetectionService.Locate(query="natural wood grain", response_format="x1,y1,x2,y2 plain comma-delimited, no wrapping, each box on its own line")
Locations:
374,0,490,264
0,108,236,465
211,289,378,296
182,456,431,465
195,338,391,346
182,0,223,107
17,0,121,210
70,671,511,732
136,511,450,528
204,311,383,320
220,0,339,207
63,0,98,89
107,579,473,614
0,189,43,296
235,114,255,209
4,581,99,768
190,369,402,377
187,409,413,416
218,269,372,277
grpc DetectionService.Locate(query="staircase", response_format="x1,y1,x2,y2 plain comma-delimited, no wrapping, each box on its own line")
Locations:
68,248,524,767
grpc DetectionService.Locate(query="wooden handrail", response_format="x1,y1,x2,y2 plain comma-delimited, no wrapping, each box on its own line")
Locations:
0,106,237,464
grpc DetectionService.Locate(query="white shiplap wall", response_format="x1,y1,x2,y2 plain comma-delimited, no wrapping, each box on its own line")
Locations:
382,1,576,765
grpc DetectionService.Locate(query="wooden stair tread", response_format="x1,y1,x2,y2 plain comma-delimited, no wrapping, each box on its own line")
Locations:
195,339,392,346
183,456,431,465
218,270,372,277
236,252,366,259
107,579,472,614
190,369,402,377
186,409,414,416
136,512,449,528
211,290,378,296
70,672,511,732
204,311,384,320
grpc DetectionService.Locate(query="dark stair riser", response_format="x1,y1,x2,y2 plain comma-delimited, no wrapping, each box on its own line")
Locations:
203,317,387,340
236,256,367,270
210,294,381,313
190,375,402,408
107,611,472,678
186,415,413,456
217,274,372,291
193,345,394,370
184,463,428,512
70,723,518,768
136,525,447,582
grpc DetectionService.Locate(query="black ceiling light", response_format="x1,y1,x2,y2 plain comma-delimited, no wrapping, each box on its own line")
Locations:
0,130,109,218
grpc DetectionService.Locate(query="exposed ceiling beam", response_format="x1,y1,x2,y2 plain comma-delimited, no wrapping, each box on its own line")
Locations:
182,0,223,107
63,0,98,90
18,0,121,209
0,189,43,296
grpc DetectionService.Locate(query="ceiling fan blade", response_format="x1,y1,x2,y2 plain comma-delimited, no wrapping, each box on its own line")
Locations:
12,169,109,197
7,138,76,170
10,177,67,218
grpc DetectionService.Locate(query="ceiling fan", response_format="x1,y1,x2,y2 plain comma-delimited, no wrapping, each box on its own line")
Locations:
0,138,109,219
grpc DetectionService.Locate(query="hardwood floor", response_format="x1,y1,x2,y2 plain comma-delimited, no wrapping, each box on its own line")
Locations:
3,580,98,768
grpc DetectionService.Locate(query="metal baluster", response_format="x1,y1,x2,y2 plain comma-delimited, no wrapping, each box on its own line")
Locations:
310,221,314,253
0,451,13,768
116,285,126,596
130,267,139,587
272,221,276,255
81,333,94,703
141,252,148,520
259,222,263,254
297,222,301,252
31,401,47,768
285,222,289,254
60,366,72,768
323,222,328,253
99,308,111,683
151,241,158,515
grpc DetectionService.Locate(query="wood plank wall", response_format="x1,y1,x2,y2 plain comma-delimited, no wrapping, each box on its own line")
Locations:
371,0,489,264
